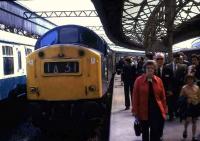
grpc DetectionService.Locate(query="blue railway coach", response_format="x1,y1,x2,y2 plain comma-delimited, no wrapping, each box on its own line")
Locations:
0,31,35,102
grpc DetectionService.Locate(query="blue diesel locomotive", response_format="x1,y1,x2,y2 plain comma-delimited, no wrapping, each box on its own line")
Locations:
26,25,115,139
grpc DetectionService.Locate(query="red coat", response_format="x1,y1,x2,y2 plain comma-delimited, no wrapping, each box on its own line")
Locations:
132,74,168,120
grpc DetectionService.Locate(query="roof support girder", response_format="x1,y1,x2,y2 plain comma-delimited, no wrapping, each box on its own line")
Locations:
24,10,98,19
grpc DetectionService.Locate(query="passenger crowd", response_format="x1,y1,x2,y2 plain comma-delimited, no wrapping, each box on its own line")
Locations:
116,52,200,141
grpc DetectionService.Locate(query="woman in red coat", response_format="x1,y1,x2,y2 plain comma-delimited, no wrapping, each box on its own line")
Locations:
132,60,167,141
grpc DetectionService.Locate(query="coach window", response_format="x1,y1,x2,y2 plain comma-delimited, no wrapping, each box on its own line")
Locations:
2,46,14,75
25,48,32,56
18,51,22,70
102,57,108,81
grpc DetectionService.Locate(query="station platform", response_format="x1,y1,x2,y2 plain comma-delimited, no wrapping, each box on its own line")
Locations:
109,75,200,141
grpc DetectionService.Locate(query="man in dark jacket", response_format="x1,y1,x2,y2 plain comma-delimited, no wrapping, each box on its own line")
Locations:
136,56,144,76
116,57,125,85
155,52,173,140
122,57,136,110
155,53,174,120
166,53,187,118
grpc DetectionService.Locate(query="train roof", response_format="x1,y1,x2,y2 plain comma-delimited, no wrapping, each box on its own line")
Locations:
35,24,107,55
175,47,200,52
0,30,36,46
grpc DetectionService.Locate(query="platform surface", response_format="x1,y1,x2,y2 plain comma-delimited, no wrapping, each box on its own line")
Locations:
109,75,200,141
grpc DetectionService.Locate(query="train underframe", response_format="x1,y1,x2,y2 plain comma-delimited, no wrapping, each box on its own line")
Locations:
28,94,112,140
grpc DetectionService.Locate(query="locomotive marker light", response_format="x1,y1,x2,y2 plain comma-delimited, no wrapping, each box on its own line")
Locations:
58,53,65,57
38,51,45,58
30,87,40,96
78,49,85,56
27,59,34,65
88,85,96,92
91,57,96,64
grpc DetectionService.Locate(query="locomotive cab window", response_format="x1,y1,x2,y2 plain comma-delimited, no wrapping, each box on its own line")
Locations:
39,30,58,48
2,46,14,75
60,27,79,43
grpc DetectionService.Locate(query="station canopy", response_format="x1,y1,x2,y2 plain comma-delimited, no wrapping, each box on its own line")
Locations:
17,0,200,51
92,0,200,50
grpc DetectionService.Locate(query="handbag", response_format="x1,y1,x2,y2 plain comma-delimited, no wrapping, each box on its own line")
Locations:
134,119,141,136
